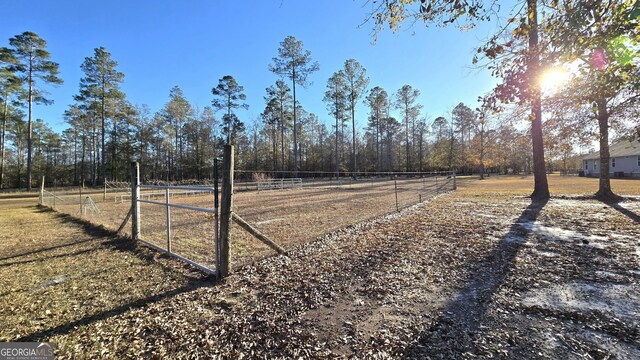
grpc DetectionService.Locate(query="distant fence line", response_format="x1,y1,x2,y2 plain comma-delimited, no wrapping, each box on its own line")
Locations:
38,153,457,280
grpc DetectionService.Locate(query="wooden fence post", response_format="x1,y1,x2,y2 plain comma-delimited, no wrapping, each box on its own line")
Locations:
131,161,141,241
219,145,234,278
453,171,457,190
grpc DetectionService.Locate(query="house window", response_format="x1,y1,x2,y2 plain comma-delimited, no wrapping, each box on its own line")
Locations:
612,158,616,168
638,156,640,167
594,160,598,170
584,160,588,170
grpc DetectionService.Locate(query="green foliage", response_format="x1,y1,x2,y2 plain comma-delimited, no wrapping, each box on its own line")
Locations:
212,75,248,144
269,36,319,175
269,36,319,88
366,0,493,38
342,59,369,174
9,31,63,91
7,31,63,190
323,70,348,125
365,86,389,171
394,84,422,171
76,46,126,182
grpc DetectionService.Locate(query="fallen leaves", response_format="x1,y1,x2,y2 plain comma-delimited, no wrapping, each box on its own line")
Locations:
1,178,639,358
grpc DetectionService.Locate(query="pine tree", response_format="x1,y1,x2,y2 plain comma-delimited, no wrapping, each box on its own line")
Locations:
365,86,389,172
8,31,63,191
212,75,248,145
163,86,192,180
323,71,348,177
0,47,23,189
265,80,292,177
269,36,319,177
394,85,422,172
76,47,124,184
343,59,369,178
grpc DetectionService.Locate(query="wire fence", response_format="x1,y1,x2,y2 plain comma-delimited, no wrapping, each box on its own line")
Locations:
39,170,455,270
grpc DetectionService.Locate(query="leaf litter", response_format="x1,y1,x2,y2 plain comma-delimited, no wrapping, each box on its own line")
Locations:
1,178,639,358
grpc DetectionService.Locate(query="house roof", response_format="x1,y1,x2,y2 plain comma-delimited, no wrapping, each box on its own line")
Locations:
582,138,640,160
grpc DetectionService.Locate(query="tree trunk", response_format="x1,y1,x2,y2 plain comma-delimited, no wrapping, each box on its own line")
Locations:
527,0,550,201
92,124,98,186
272,125,277,171
351,103,356,179
17,136,22,188
81,133,86,185
292,71,298,177
176,118,180,180
0,96,7,189
405,107,410,172
101,94,106,185
375,109,380,172
73,129,78,185
480,124,485,180
335,114,339,178
419,133,423,172
595,99,618,200
253,129,258,170
27,56,33,191
179,123,184,180
111,119,117,180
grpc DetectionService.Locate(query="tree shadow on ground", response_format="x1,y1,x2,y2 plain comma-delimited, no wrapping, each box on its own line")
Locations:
598,199,640,224
16,277,209,342
0,248,98,268
404,198,548,358
34,205,117,237
12,206,215,342
0,238,95,262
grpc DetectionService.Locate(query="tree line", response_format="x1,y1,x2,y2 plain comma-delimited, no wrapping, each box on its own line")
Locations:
2,1,638,199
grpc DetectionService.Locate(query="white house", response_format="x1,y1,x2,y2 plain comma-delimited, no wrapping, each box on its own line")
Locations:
582,138,640,177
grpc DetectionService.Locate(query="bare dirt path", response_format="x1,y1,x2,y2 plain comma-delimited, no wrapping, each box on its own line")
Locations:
1,176,638,358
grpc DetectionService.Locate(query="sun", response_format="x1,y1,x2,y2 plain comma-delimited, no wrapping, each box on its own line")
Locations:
540,67,569,93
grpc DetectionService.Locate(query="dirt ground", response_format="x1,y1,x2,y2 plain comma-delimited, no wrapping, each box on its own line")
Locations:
0,175,638,358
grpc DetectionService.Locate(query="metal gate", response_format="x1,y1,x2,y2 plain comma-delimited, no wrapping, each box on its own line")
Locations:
130,162,220,277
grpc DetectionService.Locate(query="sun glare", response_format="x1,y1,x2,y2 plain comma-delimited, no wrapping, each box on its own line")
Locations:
540,68,569,92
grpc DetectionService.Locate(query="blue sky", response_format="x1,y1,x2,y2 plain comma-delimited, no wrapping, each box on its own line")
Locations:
1,0,506,134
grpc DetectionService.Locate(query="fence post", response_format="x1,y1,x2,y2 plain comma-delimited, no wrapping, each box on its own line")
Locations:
453,171,457,190
165,187,171,253
131,161,141,241
79,185,83,216
39,176,44,205
219,145,234,278
103,181,107,201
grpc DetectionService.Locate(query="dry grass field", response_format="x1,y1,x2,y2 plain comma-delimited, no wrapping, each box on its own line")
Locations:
43,176,453,270
41,174,638,271
457,173,640,196
0,174,638,358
